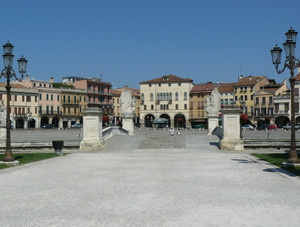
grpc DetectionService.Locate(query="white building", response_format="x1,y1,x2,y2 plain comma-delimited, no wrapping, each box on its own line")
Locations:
140,75,194,128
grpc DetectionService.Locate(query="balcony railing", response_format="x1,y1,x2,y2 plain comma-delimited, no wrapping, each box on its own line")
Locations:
274,110,289,114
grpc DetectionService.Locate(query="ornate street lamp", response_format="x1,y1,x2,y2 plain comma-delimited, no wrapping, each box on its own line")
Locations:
271,27,300,164
0,41,27,162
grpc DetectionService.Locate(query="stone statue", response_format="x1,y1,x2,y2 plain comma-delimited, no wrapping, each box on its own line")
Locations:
0,100,7,126
204,87,221,115
120,88,136,117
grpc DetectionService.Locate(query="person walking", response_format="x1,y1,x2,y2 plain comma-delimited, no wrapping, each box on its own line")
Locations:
169,128,174,136
177,128,181,136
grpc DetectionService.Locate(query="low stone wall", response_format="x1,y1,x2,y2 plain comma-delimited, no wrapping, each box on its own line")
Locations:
102,126,128,140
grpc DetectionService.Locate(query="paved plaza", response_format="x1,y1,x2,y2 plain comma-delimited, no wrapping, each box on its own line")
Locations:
1,129,300,226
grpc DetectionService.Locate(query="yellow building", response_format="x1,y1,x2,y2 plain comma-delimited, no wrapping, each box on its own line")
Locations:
234,75,269,120
0,83,39,129
60,88,87,128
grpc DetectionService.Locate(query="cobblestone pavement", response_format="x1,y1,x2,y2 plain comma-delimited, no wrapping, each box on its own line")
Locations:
1,129,300,226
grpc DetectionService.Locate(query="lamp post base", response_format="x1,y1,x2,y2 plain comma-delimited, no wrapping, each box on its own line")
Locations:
2,150,15,162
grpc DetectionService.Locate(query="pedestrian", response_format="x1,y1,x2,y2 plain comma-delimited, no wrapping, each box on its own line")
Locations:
169,128,174,136
177,128,181,136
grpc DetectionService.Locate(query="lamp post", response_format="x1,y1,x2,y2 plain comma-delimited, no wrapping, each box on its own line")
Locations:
271,27,299,164
0,41,27,162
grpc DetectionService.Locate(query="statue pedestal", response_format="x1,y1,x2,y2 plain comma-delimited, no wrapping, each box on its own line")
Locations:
0,126,6,147
122,116,134,135
207,114,219,135
220,106,244,151
80,107,105,151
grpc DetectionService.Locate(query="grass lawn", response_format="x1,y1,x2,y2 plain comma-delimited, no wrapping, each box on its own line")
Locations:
252,153,300,176
0,153,63,170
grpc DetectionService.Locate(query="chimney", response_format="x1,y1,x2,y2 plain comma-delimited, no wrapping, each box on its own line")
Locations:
239,75,243,80
25,75,29,80
50,77,53,83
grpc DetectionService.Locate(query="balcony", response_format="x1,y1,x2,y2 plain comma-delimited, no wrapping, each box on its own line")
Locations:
168,100,172,104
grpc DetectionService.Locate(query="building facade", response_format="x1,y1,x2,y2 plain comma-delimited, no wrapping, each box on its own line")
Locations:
234,75,269,121
189,82,216,128
140,75,194,128
0,83,39,129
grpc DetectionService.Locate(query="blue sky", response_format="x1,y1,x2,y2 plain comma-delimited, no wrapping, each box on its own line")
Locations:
0,0,300,89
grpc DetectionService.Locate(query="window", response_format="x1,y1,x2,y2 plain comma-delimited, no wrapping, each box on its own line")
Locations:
269,97,273,104
168,83,171,87
262,97,266,104
39,94,42,100
84,96,86,102
27,107,30,113
51,106,54,114
35,108,37,114
256,97,259,104
27,96,31,102
63,95,66,103
234,87,237,91
49,85,52,88
149,84,152,87
74,96,77,104
68,107,70,114
250,86,253,91
230,99,233,104
57,106,60,114
221,99,224,105
225,99,228,105
184,104,187,109
46,94,49,101
39,106,42,114
39,83,42,87
80,96,82,102
68,96,71,104
150,93,153,101
74,107,77,114
251,95,253,101
240,87,243,91
88,85,91,90
176,104,178,109
33,83,36,87
35,96,38,102
240,96,243,101
46,106,49,114
44,84,46,87
190,101,193,109
184,92,187,101
175,92,178,101
57,95,60,101
144,105,147,110
244,87,247,91
158,83,161,87
15,95,17,101
151,105,154,110
178,83,181,86
51,94,53,101
141,93,144,101
235,96,237,101
0,94,2,100
63,107,66,114
245,95,247,101
169,92,172,100
22,96,25,102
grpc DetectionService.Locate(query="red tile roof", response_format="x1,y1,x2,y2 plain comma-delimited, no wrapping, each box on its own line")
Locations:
217,83,236,93
295,73,300,80
0,83,27,89
235,76,266,86
140,75,193,84
190,83,217,94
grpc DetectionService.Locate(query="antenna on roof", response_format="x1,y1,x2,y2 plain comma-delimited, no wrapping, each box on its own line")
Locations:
100,73,102,81
239,66,243,75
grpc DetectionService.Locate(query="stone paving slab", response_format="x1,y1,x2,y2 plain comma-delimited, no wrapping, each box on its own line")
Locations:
1,134,300,226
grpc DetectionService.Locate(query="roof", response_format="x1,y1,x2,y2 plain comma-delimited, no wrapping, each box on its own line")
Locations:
295,73,300,80
112,87,140,97
190,82,217,94
140,75,193,84
235,76,266,86
0,83,27,89
217,83,235,93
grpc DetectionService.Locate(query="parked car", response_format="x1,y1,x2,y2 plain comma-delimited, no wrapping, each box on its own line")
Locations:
71,123,83,128
268,124,278,130
242,124,254,130
257,124,269,130
42,124,54,129
283,124,300,130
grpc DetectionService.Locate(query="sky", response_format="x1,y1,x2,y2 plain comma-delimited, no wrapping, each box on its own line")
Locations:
0,0,300,89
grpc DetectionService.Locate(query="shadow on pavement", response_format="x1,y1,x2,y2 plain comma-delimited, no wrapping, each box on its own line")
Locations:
263,168,297,177
209,142,219,148
231,158,258,164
